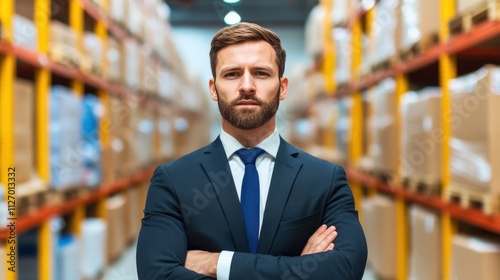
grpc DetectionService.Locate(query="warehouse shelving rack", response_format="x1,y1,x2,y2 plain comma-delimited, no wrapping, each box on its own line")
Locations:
0,0,181,279
320,0,500,280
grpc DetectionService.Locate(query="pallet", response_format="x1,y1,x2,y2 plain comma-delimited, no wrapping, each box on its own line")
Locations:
51,185,90,205
398,32,439,62
17,179,50,217
445,184,500,215
449,0,500,36
402,176,441,196
370,58,394,73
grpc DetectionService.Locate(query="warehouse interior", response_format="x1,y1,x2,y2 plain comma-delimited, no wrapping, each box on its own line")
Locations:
1,0,500,279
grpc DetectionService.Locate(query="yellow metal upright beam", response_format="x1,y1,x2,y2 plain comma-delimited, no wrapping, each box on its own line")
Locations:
95,18,108,221
395,74,409,280
440,1,458,279
348,18,364,217
70,0,84,95
34,0,53,279
1,1,17,279
321,0,336,95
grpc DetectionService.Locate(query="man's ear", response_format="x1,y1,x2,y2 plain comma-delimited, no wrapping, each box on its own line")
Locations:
279,77,288,101
209,79,218,101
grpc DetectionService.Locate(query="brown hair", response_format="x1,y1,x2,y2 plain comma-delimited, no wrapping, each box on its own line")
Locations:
210,22,286,78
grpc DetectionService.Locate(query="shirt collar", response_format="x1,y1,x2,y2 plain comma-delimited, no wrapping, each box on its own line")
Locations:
220,127,280,159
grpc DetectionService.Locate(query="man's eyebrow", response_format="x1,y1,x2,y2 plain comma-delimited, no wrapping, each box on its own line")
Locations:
219,66,241,73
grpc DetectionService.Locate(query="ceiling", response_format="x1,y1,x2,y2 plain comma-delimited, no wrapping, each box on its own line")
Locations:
164,0,319,27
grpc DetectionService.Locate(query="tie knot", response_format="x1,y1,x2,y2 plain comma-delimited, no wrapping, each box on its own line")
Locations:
236,147,265,165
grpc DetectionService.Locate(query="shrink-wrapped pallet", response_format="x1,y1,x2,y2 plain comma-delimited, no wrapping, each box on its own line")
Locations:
362,195,397,279
449,65,500,213
49,21,80,67
109,0,127,27
107,36,123,84
451,234,500,280
399,0,440,52
82,94,103,187
81,218,107,279
369,78,397,176
13,14,37,50
400,88,441,189
50,86,84,188
333,27,351,84
82,32,103,76
305,5,325,58
408,205,441,280
368,0,399,67
123,40,140,89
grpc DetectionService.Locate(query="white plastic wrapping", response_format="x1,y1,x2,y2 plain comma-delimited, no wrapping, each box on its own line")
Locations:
123,40,140,89
449,66,500,193
13,14,37,50
107,37,122,83
451,234,500,280
400,0,440,51
55,235,79,280
400,87,441,185
336,97,351,163
83,32,103,75
80,218,107,279
305,4,325,58
109,0,127,25
369,0,398,66
333,27,351,84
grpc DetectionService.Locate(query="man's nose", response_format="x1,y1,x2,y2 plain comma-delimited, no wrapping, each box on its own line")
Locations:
239,72,256,94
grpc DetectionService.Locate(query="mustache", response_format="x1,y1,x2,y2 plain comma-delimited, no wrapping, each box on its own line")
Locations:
231,95,262,105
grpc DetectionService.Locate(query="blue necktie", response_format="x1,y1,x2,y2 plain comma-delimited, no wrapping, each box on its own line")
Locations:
236,147,265,253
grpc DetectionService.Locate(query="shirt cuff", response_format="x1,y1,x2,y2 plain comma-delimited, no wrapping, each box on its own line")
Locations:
216,250,234,280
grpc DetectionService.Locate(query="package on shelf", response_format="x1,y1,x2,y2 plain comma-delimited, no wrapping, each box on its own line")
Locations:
109,0,127,28
81,218,107,279
13,14,37,50
140,51,159,94
82,32,103,76
449,65,500,196
15,79,35,184
90,0,109,13
336,98,351,165
50,86,84,189
156,106,175,161
304,4,325,58
108,97,134,178
82,94,103,187
126,186,142,243
368,0,399,67
362,195,397,279
107,36,123,84
106,194,128,263
125,0,145,40
332,0,359,26
0,246,4,277
408,205,441,280
451,234,500,280
55,235,80,280
368,78,398,177
122,39,140,90
456,0,486,14
399,0,440,52
400,88,442,187
158,67,179,101
132,105,155,168
49,21,81,68
333,27,351,84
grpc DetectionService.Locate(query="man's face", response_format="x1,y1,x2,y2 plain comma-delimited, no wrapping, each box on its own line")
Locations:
209,41,288,130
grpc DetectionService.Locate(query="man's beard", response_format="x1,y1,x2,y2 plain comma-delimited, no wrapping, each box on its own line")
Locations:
217,88,280,130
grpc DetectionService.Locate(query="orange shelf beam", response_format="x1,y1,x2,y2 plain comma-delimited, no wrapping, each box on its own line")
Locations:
346,169,500,234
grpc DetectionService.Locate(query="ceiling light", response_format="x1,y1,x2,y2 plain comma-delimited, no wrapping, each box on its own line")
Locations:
224,11,241,25
224,0,240,3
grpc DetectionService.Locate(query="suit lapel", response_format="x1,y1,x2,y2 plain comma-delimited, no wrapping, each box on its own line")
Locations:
199,137,249,252
258,138,302,254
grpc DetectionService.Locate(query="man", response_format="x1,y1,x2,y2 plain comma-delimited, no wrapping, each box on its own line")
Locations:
136,22,367,279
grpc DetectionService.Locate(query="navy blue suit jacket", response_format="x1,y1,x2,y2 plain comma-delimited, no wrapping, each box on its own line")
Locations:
137,137,367,279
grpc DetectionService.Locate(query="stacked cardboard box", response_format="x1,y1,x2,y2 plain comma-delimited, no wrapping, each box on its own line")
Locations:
368,0,399,67
408,205,441,280
400,88,442,189
126,186,142,243
106,194,128,263
456,0,487,14
49,21,81,68
15,79,35,184
82,32,103,76
449,66,500,210
451,234,500,280
362,195,397,279
398,0,440,53
107,36,123,84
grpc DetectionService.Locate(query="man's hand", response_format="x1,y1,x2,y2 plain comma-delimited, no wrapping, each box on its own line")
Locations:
301,224,337,256
185,250,220,277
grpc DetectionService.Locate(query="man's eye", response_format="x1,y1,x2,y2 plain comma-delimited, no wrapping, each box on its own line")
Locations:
256,71,269,76
225,72,238,77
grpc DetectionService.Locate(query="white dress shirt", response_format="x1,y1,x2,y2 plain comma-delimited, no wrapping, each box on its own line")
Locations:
216,128,280,280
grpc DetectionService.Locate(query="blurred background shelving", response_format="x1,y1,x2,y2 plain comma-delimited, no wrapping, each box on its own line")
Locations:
2,0,500,279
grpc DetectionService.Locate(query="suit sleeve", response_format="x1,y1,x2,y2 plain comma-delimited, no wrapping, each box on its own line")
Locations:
229,165,368,280
136,165,215,280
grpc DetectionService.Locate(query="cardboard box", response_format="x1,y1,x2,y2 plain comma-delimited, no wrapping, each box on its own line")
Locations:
123,40,140,89
399,0,440,52
450,65,500,196
408,205,441,280
15,79,35,183
49,21,80,67
362,195,397,279
82,32,103,76
457,0,486,14
107,37,123,83
401,89,442,187
109,0,127,26
106,194,127,263
126,186,142,242
451,234,500,280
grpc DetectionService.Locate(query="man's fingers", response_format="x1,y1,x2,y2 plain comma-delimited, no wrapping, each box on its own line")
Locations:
302,224,328,253
302,225,337,255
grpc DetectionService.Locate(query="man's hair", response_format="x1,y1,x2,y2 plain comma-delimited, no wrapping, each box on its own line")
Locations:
210,22,286,78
